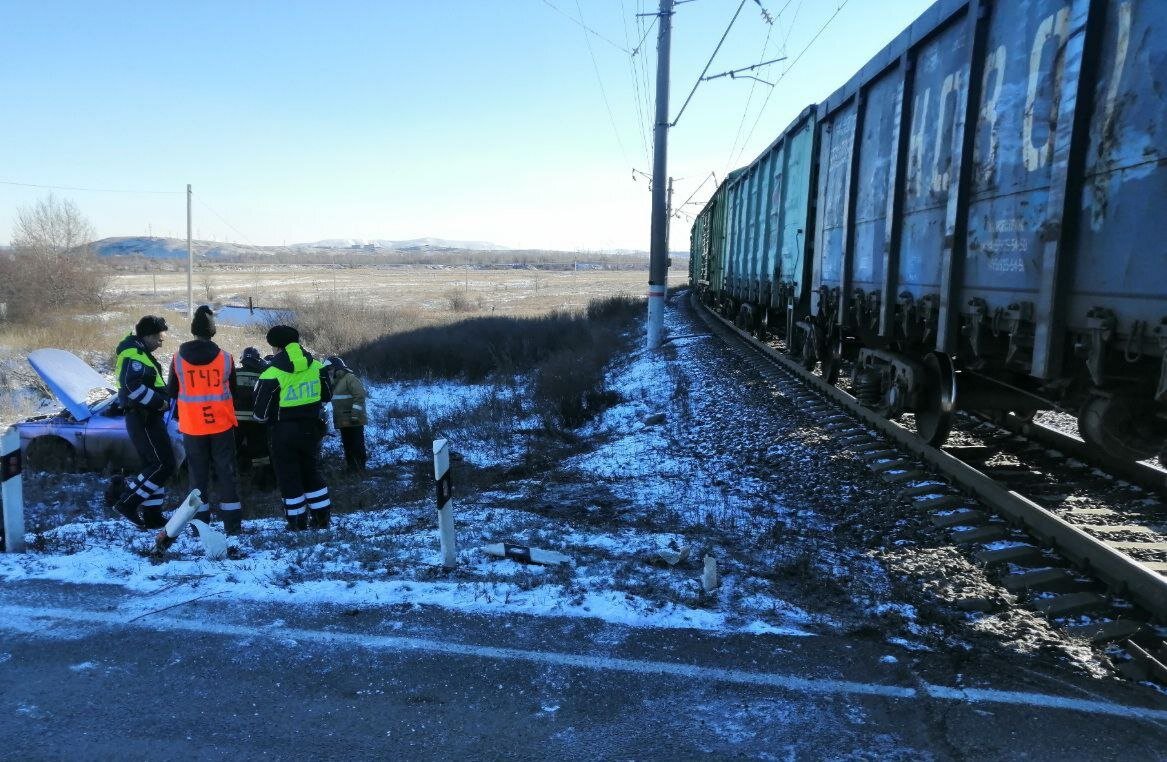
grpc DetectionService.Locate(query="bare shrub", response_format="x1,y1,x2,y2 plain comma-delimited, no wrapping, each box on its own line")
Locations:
445,288,477,313
586,293,642,322
534,335,621,428
267,292,425,356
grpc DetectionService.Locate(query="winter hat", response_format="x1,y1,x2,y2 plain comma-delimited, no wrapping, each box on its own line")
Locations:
135,315,169,337
326,356,351,374
241,346,266,370
191,305,216,339
266,324,300,349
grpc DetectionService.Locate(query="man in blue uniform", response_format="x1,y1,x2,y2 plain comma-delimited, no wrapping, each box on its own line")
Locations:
110,315,175,529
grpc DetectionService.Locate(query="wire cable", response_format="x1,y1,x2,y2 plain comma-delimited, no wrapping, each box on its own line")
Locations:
671,0,747,127
541,0,629,52
732,0,848,167
572,0,631,167
0,179,181,195
621,0,653,167
194,196,258,247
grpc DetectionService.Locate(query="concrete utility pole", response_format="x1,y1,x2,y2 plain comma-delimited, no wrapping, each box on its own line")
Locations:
186,184,194,320
646,0,674,350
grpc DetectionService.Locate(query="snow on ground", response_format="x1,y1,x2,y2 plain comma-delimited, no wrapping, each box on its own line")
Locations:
0,304,829,639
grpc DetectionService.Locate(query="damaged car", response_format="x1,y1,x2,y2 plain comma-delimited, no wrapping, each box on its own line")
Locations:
16,348,186,472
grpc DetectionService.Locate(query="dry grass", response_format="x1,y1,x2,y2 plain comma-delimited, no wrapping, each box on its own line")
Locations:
0,263,653,421
108,264,649,318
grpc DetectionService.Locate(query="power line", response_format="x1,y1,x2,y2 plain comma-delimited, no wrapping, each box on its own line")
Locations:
0,179,181,195
671,0,747,127
733,0,848,166
724,22,775,174
572,0,630,167
194,196,258,247
540,0,629,53
620,0,652,167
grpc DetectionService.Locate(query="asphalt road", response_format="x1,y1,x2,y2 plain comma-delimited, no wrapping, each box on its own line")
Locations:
2,579,1166,760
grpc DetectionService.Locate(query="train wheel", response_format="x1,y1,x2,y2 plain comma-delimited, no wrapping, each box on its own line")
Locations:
1078,395,1159,463
915,352,956,446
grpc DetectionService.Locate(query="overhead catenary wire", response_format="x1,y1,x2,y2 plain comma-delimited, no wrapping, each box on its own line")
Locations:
621,0,653,167
670,0,748,127
732,0,848,167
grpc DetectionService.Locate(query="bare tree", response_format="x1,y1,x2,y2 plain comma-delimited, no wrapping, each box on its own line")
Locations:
12,194,96,257
0,195,107,320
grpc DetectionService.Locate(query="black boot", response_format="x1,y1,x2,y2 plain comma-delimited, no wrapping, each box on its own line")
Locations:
286,512,308,532
221,511,243,536
115,503,144,530
309,508,331,530
141,507,167,530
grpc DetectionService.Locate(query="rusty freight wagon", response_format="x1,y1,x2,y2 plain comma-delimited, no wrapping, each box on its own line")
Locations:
692,0,1167,466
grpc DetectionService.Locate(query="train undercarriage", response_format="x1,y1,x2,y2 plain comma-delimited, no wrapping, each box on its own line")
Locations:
707,288,1167,469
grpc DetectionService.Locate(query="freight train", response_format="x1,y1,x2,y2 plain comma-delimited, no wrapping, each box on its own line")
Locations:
690,0,1167,467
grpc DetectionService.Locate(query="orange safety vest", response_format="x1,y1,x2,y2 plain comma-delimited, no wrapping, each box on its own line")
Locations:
174,350,238,435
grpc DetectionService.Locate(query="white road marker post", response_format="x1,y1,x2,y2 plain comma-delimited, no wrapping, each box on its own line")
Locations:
702,554,720,592
433,439,457,568
1,427,25,553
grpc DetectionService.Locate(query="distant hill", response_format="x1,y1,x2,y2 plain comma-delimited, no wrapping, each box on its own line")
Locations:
93,236,512,259
302,237,510,252
89,236,685,260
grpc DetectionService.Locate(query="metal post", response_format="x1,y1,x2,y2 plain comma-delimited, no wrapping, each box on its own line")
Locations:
2,427,24,553
433,439,457,568
186,184,194,320
646,0,674,350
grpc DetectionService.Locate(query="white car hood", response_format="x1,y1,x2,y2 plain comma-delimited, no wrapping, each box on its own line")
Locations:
28,348,116,422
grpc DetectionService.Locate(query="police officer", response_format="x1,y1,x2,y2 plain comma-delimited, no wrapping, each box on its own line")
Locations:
111,315,175,529
253,325,333,531
233,346,273,488
166,305,244,535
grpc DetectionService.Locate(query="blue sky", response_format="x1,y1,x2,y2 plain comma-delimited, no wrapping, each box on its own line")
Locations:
1,1,933,251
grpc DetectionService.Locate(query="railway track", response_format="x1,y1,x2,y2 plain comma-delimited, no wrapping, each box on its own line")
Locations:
689,292,1167,682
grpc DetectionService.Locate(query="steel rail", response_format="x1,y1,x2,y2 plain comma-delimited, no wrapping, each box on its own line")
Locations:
692,294,1167,622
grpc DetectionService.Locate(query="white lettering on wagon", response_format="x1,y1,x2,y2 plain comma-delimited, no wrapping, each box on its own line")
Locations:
1023,7,1070,172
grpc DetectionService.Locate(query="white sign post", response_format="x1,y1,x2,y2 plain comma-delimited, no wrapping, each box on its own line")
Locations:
433,439,457,568
2,427,25,553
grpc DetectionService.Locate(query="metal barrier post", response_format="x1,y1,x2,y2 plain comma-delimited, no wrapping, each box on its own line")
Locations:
433,438,457,568
2,427,25,553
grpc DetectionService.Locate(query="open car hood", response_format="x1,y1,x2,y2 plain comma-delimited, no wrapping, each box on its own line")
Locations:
28,348,116,422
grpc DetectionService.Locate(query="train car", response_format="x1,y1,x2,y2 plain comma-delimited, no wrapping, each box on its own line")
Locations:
699,0,1167,465
691,108,820,341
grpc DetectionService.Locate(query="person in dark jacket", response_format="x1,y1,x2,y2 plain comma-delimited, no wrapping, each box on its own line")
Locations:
233,346,273,489
165,305,244,535
253,325,333,531
326,356,368,472
110,315,175,529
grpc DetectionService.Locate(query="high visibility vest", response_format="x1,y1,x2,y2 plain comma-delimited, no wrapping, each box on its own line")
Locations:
115,338,166,392
259,343,324,409
174,350,237,435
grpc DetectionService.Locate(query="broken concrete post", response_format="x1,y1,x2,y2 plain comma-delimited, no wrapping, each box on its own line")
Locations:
433,439,457,568
702,554,720,592
482,543,569,566
153,489,204,555
1,427,24,553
